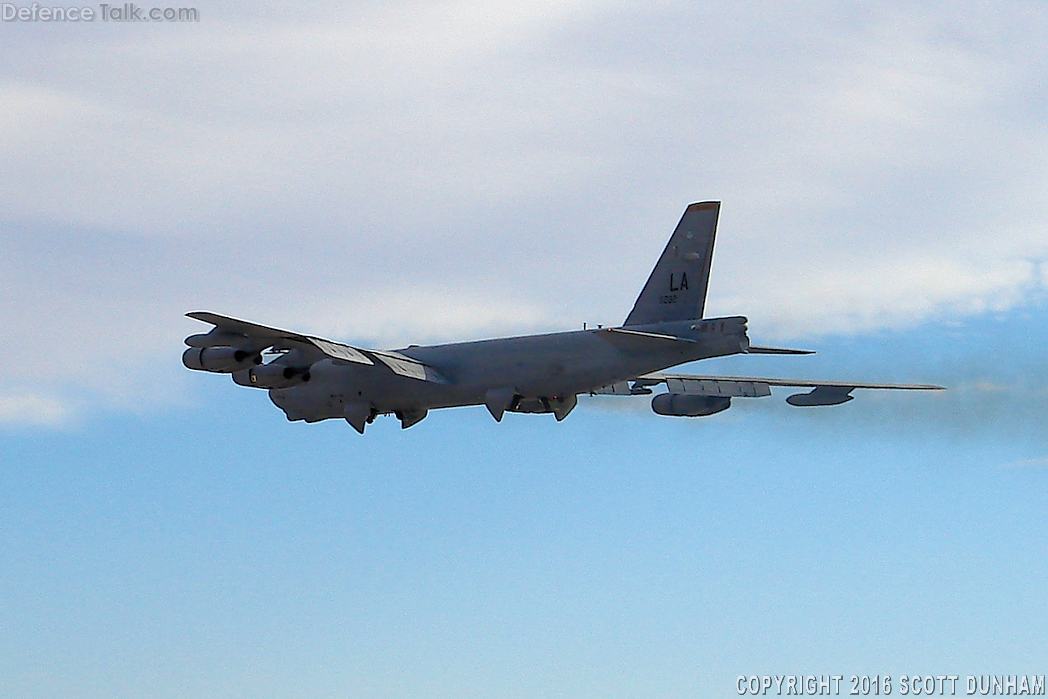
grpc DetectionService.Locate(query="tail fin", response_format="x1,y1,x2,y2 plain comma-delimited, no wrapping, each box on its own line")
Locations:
623,201,720,326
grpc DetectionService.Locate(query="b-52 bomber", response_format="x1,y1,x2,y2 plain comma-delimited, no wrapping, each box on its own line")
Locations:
183,202,943,433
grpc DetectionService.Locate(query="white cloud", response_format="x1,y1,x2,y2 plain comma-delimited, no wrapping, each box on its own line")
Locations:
0,390,73,427
3,0,1048,418
290,287,553,348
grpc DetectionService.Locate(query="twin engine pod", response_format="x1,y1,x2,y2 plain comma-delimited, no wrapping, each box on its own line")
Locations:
651,393,731,417
232,363,311,389
183,346,262,373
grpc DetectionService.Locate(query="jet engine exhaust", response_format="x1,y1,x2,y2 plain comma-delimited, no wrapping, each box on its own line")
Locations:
233,364,312,389
182,346,262,373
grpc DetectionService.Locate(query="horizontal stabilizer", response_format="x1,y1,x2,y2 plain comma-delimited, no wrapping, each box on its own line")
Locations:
747,345,815,355
595,327,697,353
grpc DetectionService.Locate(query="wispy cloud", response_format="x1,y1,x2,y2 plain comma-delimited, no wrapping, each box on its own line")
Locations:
0,390,73,427
1002,457,1048,469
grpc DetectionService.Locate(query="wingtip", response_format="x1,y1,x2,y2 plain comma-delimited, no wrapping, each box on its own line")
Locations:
186,311,228,326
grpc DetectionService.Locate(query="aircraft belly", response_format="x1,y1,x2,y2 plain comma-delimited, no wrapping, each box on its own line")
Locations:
411,334,605,395
270,332,718,422
268,358,464,420
405,331,709,406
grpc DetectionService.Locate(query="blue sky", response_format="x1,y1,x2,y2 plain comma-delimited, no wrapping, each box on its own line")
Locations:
3,1,1048,697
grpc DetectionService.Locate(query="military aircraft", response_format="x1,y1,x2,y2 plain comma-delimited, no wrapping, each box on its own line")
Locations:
183,202,943,433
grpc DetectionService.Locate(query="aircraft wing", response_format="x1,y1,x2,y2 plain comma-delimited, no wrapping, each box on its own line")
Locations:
186,312,448,383
593,371,944,406
187,311,374,364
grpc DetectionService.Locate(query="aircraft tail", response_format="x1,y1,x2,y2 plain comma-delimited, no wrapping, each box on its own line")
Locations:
623,201,719,326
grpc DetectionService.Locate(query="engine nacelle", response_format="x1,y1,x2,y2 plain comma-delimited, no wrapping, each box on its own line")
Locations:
185,331,253,348
232,363,311,389
651,393,731,417
183,346,262,373
785,386,854,406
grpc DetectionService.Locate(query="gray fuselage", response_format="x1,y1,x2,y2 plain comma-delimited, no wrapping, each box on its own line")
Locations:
269,317,749,422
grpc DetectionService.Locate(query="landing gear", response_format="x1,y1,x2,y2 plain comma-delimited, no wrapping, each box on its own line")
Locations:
343,403,376,434
395,408,428,429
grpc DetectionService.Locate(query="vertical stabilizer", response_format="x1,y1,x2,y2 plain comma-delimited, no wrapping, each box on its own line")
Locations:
623,201,720,326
